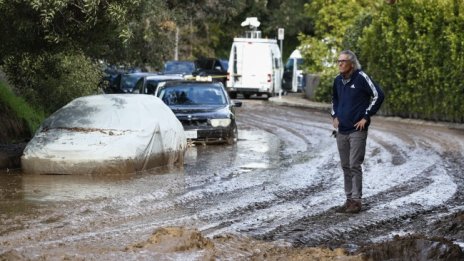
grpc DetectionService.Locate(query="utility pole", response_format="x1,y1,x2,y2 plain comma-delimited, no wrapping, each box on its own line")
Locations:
174,27,179,61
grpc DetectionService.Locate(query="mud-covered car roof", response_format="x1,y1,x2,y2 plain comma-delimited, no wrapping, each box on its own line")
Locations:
21,94,187,175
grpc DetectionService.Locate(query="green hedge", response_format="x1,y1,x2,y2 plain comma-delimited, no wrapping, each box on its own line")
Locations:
359,0,464,122
302,0,464,123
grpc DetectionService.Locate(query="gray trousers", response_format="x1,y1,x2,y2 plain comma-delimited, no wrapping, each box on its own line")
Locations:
336,131,367,200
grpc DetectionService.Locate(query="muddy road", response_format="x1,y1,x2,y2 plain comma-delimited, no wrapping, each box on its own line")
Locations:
1,98,464,260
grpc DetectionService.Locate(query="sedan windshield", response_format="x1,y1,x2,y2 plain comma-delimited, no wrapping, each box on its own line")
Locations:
158,85,226,106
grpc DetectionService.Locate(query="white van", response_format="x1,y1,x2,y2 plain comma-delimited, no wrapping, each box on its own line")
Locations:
282,49,305,93
227,18,283,99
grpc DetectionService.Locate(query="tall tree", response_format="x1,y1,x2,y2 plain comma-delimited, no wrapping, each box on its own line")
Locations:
164,0,247,59
257,0,313,59
0,0,178,113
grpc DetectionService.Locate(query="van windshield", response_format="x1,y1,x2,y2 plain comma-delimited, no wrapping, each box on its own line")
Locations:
285,58,304,70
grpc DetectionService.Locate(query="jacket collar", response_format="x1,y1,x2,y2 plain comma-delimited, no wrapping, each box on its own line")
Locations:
340,69,360,85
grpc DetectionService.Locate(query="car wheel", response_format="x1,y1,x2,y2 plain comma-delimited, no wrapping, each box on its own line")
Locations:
229,92,237,99
226,124,238,145
243,93,251,99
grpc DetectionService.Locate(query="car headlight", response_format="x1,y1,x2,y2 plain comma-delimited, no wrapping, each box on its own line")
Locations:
210,118,231,127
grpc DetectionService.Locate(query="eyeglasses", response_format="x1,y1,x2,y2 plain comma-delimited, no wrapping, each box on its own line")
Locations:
337,59,350,64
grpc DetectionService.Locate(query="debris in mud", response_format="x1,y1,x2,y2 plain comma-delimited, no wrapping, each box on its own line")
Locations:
124,227,364,260
126,227,214,253
246,245,363,261
428,211,464,241
123,227,464,260
358,234,464,260
0,249,26,260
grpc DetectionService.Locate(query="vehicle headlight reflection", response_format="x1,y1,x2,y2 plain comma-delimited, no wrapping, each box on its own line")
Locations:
209,118,231,127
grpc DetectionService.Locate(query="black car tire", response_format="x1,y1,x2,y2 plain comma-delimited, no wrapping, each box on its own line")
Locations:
226,124,238,145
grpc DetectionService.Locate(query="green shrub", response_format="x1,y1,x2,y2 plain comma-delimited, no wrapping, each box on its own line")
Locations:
3,51,103,114
0,80,44,135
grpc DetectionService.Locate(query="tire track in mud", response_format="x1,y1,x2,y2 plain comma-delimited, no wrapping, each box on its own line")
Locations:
258,163,454,247
239,106,333,160
239,105,462,248
185,107,349,235
83,105,339,238
204,102,462,248
193,105,340,233
164,102,460,244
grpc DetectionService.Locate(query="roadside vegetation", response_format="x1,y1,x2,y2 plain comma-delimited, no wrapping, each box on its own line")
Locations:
0,80,44,136
0,0,309,116
300,0,464,122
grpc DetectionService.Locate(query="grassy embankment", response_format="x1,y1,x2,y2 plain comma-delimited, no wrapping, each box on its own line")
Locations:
0,80,45,136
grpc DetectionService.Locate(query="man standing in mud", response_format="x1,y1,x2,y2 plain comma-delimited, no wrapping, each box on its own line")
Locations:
331,50,384,213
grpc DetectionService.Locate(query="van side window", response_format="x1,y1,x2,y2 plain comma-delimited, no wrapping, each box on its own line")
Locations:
274,58,280,69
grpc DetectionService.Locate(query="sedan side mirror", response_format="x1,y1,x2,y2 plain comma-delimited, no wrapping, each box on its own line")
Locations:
232,100,242,107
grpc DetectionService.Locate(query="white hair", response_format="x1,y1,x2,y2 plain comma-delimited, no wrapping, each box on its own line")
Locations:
340,50,362,70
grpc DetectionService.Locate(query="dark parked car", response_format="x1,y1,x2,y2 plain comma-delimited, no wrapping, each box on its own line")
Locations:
193,58,228,87
99,64,125,93
109,72,159,93
134,74,185,95
155,80,242,144
163,60,196,75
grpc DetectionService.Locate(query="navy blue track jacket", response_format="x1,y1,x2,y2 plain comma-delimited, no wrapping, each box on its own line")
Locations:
331,69,384,134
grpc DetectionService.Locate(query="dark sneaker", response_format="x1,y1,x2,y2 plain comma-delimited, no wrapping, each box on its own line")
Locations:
345,200,362,214
335,199,353,213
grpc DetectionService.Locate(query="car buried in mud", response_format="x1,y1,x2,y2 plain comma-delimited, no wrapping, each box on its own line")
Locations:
155,80,242,145
21,94,187,175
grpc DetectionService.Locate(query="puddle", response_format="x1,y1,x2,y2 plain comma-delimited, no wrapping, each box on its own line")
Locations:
1,167,185,203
